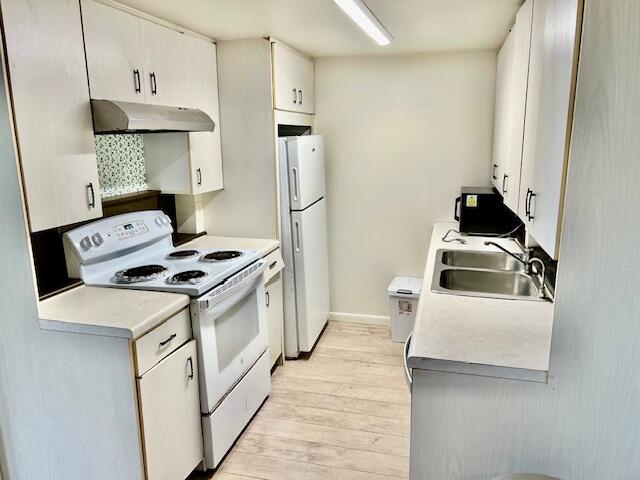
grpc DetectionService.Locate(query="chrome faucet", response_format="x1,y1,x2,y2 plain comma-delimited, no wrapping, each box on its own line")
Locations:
483,241,547,299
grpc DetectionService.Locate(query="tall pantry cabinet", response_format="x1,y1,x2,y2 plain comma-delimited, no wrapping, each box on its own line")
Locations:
0,0,102,232
211,38,315,367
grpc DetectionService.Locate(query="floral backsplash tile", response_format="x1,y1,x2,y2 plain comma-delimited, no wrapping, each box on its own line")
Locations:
95,134,147,198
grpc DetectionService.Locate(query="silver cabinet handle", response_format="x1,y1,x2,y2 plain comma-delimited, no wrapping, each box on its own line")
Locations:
403,333,413,389
196,168,202,186
298,89,303,105
502,173,509,195
265,291,270,307
187,356,194,380
159,333,176,347
292,88,297,104
294,221,302,253
291,167,299,201
492,164,498,180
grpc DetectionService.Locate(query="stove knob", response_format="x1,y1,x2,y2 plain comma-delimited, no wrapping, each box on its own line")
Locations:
91,233,104,247
163,215,172,225
155,217,164,227
79,236,92,251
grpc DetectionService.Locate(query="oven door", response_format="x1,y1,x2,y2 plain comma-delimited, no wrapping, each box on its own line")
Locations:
191,260,268,414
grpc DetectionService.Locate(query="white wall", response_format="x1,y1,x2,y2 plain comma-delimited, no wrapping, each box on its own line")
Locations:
314,51,496,320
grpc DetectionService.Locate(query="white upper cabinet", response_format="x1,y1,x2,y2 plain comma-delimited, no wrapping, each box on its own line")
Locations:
502,0,533,213
81,0,224,195
183,38,224,193
491,0,580,259
140,19,188,107
272,42,315,114
81,0,146,103
518,0,581,259
491,31,514,192
1,0,102,232
491,0,533,212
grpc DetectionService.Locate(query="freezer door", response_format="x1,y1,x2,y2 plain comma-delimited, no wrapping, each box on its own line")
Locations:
287,135,325,211
291,198,330,352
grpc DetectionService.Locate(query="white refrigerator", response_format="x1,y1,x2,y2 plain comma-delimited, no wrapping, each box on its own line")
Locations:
279,135,330,358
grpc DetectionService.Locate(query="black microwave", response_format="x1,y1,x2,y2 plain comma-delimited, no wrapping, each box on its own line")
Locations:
454,187,521,236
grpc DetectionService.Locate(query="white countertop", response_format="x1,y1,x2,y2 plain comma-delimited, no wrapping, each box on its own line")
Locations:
38,286,190,339
181,235,279,257
38,235,280,340
407,222,554,382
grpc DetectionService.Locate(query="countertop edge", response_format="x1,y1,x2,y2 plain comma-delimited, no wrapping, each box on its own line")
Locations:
38,318,133,339
408,357,549,383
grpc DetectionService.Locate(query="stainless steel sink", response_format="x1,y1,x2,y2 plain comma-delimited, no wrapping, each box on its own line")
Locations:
432,249,547,302
440,250,525,272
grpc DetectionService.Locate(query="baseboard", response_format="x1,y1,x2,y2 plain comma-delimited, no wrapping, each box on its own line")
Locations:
328,312,391,326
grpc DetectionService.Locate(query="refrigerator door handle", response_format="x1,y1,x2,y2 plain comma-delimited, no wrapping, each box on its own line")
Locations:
294,221,302,253
291,167,299,202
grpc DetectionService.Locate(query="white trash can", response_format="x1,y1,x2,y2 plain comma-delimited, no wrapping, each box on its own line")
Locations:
388,276,423,343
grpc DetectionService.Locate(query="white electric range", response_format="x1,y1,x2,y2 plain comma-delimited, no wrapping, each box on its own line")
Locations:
63,210,272,469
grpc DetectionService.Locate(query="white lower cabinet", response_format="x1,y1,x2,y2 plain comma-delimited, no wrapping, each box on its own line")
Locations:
137,340,203,480
266,273,284,367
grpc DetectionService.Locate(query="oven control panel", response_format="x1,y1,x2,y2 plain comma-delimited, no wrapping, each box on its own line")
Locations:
114,219,150,240
63,210,173,268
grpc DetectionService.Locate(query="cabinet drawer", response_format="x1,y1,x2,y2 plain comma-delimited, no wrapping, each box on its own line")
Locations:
262,248,284,284
134,308,191,376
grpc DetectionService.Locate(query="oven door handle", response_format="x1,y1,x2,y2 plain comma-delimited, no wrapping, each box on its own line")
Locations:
196,260,267,314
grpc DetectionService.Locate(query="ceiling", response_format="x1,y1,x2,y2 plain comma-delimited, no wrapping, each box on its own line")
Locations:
116,0,523,58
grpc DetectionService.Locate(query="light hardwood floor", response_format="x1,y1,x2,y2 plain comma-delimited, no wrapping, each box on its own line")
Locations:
190,321,410,480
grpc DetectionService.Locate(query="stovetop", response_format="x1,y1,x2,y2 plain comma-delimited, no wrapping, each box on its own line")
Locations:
88,247,261,297
63,211,262,297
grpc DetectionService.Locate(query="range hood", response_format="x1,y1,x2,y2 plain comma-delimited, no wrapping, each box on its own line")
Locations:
91,99,215,134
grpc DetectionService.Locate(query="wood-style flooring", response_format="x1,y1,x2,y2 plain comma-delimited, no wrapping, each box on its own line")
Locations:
190,321,410,480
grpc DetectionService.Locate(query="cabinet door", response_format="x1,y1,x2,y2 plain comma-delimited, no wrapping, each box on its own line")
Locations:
294,51,315,115
81,0,147,103
265,274,284,367
183,38,223,193
140,19,188,107
1,0,102,232
491,30,514,192
137,340,203,480
502,0,533,213
519,0,581,259
272,43,315,114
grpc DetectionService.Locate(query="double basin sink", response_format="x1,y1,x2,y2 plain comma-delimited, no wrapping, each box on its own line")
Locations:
431,249,546,302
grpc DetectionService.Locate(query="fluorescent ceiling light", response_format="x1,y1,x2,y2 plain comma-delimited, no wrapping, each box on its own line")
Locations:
334,0,393,46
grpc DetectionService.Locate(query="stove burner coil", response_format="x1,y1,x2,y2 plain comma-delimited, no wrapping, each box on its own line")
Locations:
200,250,244,262
167,270,208,285
114,265,168,284
167,250,200,259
